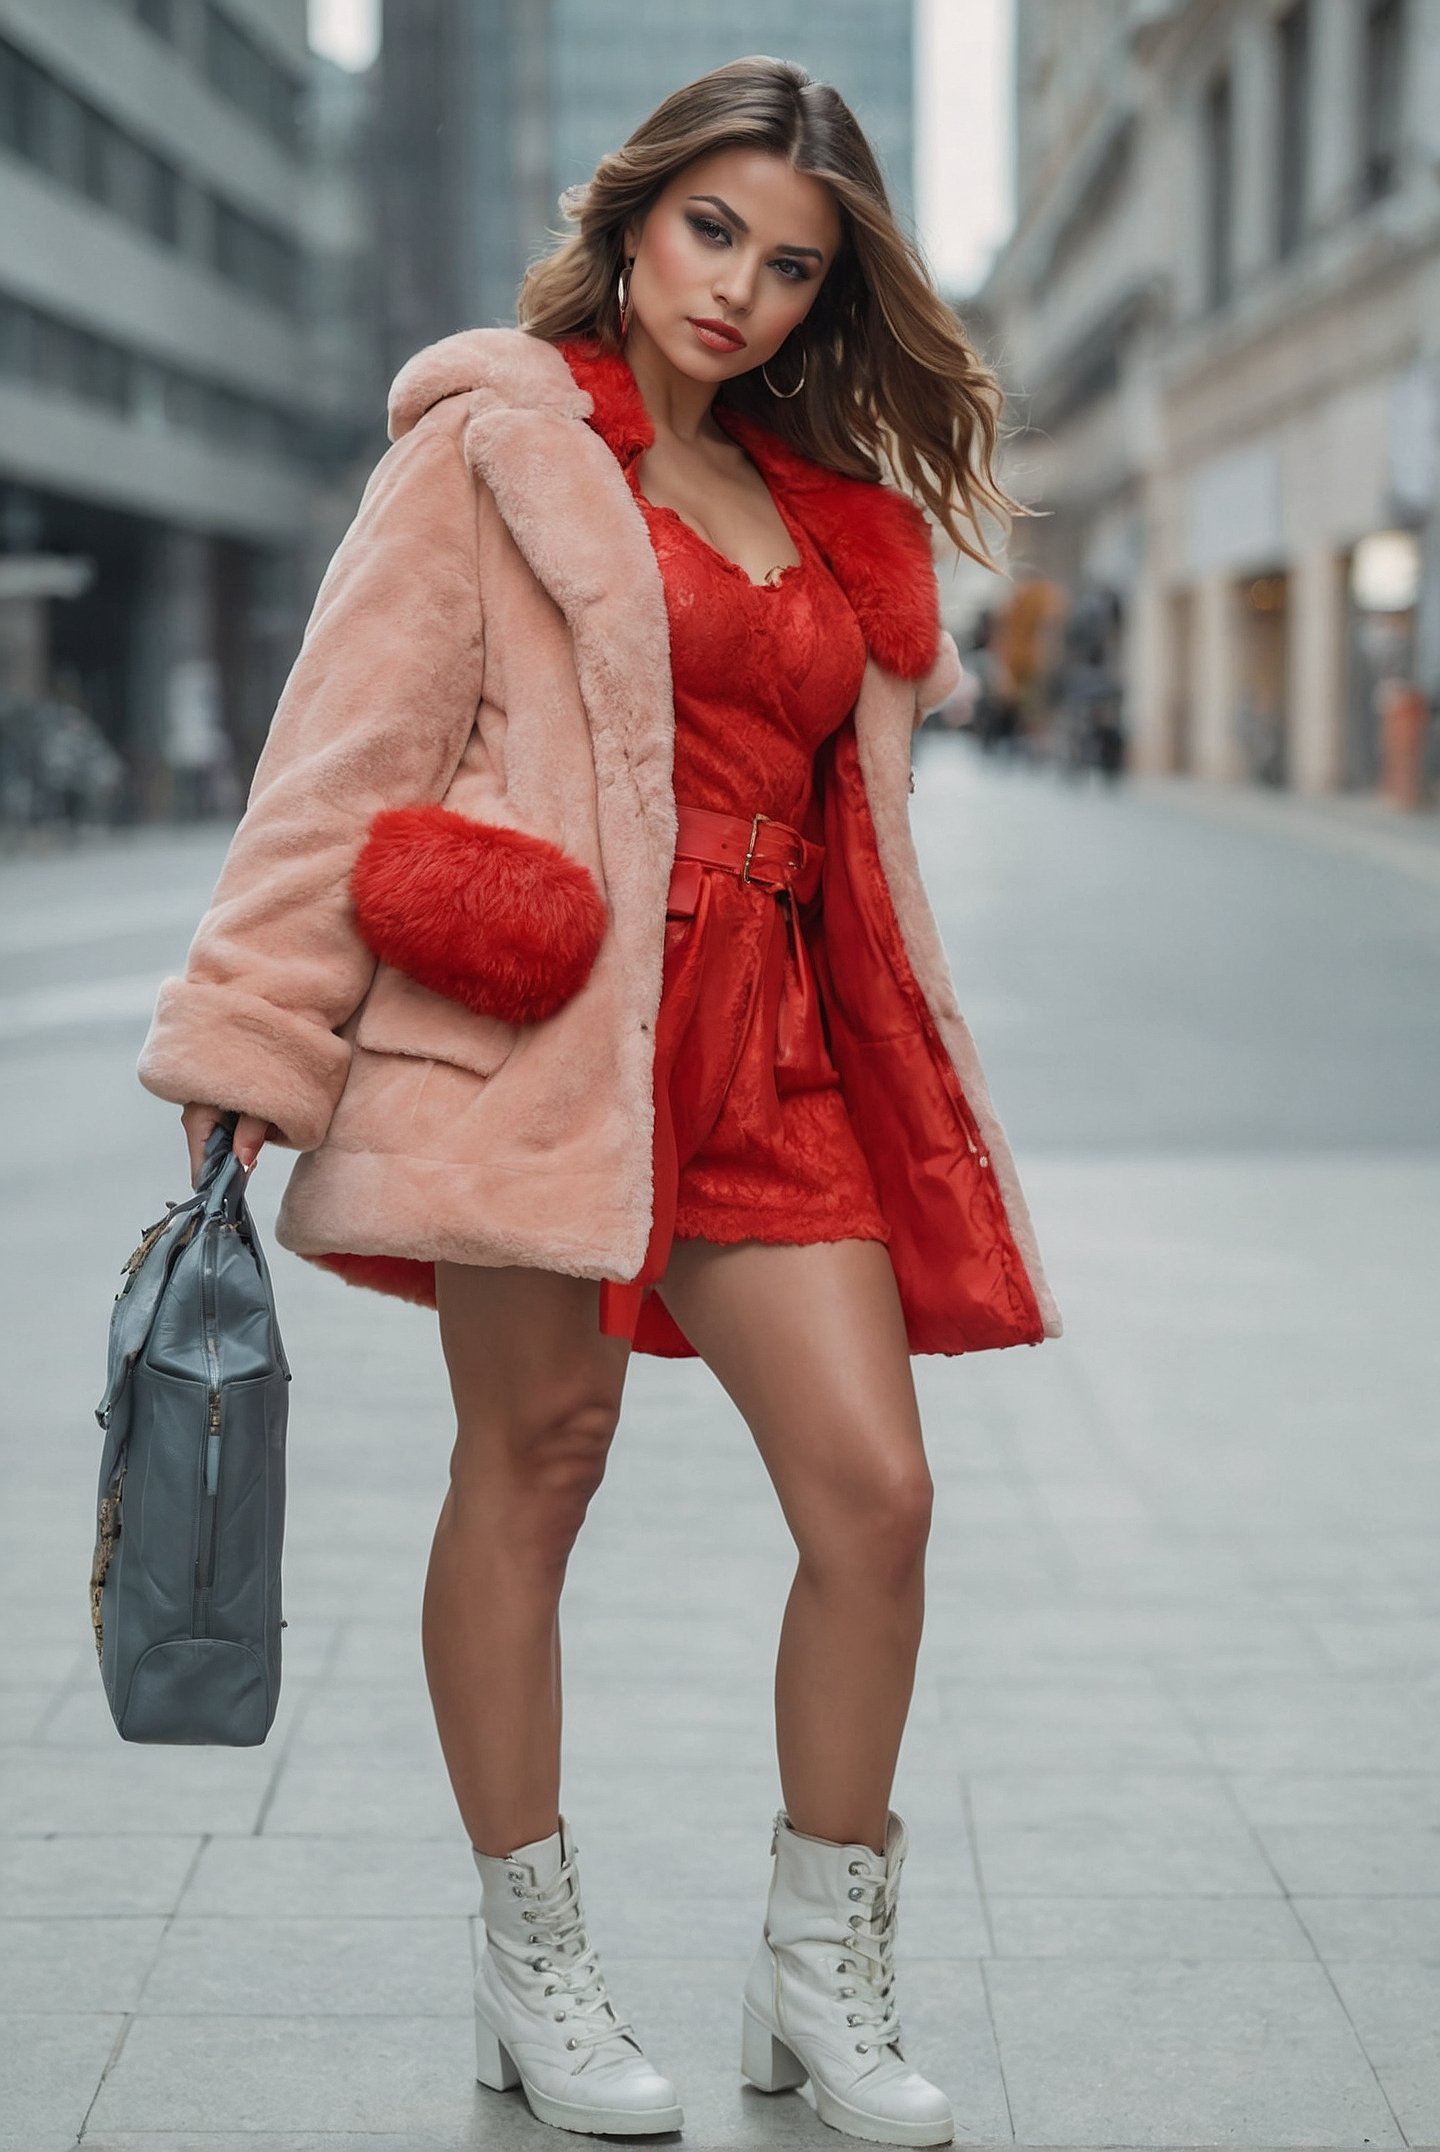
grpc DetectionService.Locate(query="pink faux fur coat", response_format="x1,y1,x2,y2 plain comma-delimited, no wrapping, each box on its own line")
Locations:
137,326,1063,1355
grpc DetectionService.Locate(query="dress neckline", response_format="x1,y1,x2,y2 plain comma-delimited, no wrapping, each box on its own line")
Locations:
629,467,808,595
552,335,809,592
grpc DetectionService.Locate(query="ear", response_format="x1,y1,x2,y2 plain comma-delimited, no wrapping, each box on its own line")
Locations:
349,804,608,1025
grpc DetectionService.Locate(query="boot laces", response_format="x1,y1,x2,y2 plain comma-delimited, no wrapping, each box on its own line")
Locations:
512,1860,638,2054
834,1861,902,2053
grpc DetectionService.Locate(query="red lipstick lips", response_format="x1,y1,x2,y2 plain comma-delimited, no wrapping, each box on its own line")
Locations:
689,317,746,351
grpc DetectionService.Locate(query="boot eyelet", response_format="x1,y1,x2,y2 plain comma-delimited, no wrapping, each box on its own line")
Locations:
848,1860,862,1874
855,2041,867,2053
848,1914,862,1927
847,2013,861,2026
511,1885,523,1896
848,1886,863,1900
554,2011,566,2021
566,2037,579,2050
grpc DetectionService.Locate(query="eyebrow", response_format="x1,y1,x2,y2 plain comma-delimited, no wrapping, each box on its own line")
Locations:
686,194,825,263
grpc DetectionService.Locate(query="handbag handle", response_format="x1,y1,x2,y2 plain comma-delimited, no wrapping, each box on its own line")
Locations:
196,1112,250,1228
195,1112,292,1381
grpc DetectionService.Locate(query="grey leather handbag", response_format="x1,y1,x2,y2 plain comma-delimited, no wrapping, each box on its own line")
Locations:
90,1114,290,1745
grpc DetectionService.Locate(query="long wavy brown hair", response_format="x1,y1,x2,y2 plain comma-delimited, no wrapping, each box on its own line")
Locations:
516,54,1032,569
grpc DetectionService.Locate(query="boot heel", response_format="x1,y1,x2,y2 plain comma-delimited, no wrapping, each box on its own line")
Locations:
474,2007,522,2092
741,1999,808,2093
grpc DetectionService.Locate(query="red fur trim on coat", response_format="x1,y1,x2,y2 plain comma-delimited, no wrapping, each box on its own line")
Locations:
555,336,942,681
349,803,607,1024
718,412,942,682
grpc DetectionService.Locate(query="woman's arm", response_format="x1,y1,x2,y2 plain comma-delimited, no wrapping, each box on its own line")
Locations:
137,402,487,1152
915,627,962,723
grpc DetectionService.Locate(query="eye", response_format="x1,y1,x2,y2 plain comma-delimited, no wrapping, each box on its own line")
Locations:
685,214,812,282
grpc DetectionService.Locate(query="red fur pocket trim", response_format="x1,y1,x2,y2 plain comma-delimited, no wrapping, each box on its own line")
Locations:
350,804,607,1024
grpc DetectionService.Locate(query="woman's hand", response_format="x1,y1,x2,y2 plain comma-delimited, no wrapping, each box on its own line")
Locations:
181,1103,277,1187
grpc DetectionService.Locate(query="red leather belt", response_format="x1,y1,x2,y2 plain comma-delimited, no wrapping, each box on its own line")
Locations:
667,801,826,1090
669,803,824,906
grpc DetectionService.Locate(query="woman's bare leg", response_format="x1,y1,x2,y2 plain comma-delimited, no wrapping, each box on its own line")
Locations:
657,1236,931,1858
424,1262,631,1858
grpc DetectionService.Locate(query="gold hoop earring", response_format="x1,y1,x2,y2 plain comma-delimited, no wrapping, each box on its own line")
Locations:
617,259,633,340
761,343,807,399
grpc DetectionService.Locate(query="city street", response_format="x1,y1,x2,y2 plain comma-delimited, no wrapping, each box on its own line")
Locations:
3,737,1439,2151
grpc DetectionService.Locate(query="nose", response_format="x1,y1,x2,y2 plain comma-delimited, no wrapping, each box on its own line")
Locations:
713,253,759,312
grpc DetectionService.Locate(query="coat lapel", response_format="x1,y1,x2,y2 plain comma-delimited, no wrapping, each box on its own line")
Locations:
402,332,680,1070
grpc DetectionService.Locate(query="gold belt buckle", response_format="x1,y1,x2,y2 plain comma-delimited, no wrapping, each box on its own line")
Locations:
742,811,805,889
740,811,772,885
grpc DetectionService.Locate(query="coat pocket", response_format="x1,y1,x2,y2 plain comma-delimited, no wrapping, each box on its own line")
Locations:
352,961,519,1080
348,802,608,1025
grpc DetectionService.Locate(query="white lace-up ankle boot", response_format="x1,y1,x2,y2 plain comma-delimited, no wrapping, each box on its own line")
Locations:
740,1806,954,2148
472,1814,684,2136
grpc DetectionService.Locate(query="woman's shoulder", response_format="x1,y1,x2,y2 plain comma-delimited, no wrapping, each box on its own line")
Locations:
386,326,586,446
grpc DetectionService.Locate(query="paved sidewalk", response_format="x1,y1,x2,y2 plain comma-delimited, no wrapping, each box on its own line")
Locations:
1128,770,1440,885
4,754,1439,2149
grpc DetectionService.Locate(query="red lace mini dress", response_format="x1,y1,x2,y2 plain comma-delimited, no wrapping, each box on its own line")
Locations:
596,428,892,1343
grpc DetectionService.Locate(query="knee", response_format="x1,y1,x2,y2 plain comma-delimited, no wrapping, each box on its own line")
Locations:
449,1393,621,1565
867,1468,934,1581
805,1461,934,1587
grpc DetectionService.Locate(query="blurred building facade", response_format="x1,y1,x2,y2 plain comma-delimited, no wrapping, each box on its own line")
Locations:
981,0,1440,793
377,0,918,375
0,0,379,822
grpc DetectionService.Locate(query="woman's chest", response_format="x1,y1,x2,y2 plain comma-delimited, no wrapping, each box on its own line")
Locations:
635,480,868,736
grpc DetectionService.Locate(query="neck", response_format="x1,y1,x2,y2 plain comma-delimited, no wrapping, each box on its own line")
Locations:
620,323,728,450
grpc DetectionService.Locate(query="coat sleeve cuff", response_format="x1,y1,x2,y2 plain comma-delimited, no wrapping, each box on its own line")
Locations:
136,976,353,1152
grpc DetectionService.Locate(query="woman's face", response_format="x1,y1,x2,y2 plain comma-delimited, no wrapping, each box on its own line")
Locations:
623,146,842,384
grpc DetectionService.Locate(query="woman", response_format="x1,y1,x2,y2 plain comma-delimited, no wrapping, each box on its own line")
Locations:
138,56,1062,2149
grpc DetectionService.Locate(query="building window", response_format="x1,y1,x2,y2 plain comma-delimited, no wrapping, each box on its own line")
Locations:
1,297,134,416
0,289,303,459
0,45,180,244
1202,67,1233,311
212,199,298,311
78,109,182,246
106,0,303,155
0,36,296,310
1361,0,1405,203
136,0,180,41
203,5,300,151
1275,0,1311,258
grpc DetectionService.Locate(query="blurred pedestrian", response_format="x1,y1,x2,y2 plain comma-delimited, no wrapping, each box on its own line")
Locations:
136,54,1062,2146
163,656,228,821
994,575,1066,760
962,604,1021,752
22,672,124,837
1055,583,1127,783
1376,673,1431,809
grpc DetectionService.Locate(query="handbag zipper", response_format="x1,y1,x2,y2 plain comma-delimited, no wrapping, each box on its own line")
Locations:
193,1218,224,1638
